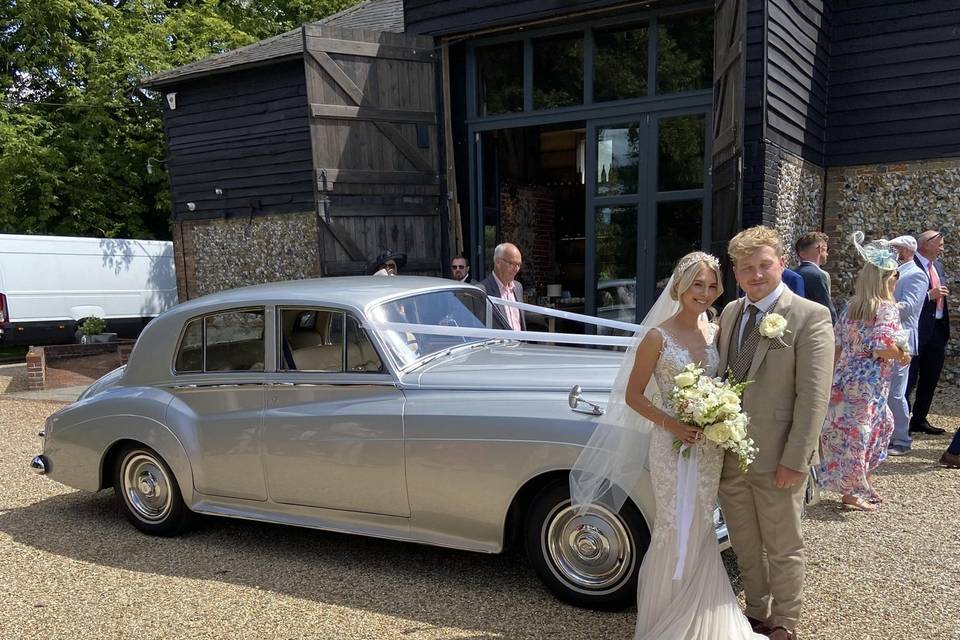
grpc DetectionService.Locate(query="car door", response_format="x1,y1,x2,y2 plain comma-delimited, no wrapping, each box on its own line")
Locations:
260,307,409,517
166,308,268,501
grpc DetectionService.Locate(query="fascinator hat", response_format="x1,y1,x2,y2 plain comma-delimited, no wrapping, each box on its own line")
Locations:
852,231,898,271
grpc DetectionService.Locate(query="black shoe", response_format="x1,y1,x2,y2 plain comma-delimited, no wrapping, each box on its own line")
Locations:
910,419,946,435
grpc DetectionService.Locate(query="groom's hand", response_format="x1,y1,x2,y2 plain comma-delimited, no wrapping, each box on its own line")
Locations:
775,464,806,489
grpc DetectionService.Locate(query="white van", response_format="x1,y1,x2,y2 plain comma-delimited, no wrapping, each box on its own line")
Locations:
0,234,177,345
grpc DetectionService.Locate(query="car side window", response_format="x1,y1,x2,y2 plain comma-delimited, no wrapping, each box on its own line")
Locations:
279,308,344,372
346,315,384,373
204,310,265,371
175,318,203,372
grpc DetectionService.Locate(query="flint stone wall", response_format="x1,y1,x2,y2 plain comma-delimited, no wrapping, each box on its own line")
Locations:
823,157,960,380
174,212,321,300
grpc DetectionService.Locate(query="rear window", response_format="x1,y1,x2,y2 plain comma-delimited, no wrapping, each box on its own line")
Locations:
174,309,265,373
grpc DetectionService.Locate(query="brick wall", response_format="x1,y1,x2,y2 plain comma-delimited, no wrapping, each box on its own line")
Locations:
499,184,559,301
25,348,44,391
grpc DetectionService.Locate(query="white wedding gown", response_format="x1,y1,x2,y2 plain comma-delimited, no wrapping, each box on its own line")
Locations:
634,326,764,640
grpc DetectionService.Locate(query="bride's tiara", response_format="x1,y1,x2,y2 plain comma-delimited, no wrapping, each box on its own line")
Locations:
676,251,721,275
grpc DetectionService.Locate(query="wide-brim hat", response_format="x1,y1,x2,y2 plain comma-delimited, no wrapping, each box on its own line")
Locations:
367,250,407,275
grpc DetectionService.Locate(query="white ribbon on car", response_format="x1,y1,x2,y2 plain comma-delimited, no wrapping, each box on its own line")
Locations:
373,296,643,348
673,444,699,580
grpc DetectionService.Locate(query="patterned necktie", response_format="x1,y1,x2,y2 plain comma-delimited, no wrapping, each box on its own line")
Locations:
732,304,761,382
928,261,944,316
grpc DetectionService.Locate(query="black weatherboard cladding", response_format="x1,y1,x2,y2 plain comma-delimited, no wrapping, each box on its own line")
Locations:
162,61,315,220
827,0,960,166
404,0,635,35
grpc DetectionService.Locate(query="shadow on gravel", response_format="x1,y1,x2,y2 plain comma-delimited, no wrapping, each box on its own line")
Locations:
0,490,634,639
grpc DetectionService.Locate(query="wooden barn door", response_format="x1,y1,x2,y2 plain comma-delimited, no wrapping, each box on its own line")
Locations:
711,0,744,299
303,25,441,276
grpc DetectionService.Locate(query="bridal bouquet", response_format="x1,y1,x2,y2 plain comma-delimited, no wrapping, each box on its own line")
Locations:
669,363,758,471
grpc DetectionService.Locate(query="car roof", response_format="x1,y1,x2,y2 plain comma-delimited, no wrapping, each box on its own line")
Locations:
123,276,479,383
174,276,470,313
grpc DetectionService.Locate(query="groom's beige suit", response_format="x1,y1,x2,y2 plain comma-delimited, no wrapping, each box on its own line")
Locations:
717,286,834,632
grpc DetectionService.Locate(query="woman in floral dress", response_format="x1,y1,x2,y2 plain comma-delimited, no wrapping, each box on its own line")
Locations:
818,235,909,511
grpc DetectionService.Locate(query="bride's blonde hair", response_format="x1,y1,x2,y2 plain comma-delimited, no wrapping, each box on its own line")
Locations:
670,251,724,302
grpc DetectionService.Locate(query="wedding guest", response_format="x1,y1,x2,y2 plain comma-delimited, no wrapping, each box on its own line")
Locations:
907,230,949,435
818,233,907,511
886,236,927,456
940,430,960,468
368,250,406,276
480,242,525,331
450,254,473,283
782,267,806,298
795,231,838,323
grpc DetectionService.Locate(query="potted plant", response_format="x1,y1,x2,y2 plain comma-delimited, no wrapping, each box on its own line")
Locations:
78,316,117,344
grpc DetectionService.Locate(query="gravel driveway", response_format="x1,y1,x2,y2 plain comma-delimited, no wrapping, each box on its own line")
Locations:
1,393,958,640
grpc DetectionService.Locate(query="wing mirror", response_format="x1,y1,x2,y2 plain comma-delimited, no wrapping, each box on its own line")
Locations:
568,384,604,416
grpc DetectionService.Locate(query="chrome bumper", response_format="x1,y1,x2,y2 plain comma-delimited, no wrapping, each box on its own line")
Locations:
30,455,48,475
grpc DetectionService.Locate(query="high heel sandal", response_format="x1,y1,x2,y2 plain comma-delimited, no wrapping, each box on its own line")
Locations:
841,495,878,512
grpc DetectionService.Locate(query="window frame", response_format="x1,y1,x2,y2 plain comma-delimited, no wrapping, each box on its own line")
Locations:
172,306,267,375
275,306,387,375
465,4,713,123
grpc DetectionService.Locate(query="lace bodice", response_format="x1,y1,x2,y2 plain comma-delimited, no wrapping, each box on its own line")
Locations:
646,323,722,548
652,324,720,413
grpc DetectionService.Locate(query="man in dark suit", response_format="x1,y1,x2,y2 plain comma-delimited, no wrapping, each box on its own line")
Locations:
794,231,838,323
480,242,526,331
450,254,475,283
907,229,949,436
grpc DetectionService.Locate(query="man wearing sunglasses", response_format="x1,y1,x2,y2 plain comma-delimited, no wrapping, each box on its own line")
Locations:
450,254,474,283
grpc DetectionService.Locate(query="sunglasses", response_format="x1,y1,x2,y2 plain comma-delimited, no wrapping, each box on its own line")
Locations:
451,265,467,270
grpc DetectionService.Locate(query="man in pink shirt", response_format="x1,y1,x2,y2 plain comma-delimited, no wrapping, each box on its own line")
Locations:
480,242,526,331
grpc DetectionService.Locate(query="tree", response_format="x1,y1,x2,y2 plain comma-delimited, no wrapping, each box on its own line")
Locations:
0,0,355,239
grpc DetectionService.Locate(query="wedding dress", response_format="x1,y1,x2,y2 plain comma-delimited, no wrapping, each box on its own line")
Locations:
633,324,764,640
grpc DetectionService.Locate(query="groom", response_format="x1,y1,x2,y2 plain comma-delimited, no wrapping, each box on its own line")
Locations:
717,226,834,640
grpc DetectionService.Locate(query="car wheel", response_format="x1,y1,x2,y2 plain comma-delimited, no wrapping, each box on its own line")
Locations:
524,479,649,611
113,445,191,536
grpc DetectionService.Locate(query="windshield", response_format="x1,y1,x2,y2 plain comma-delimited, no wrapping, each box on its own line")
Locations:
370,288,509,368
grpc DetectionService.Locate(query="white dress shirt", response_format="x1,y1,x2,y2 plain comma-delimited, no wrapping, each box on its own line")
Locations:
739,282,787,345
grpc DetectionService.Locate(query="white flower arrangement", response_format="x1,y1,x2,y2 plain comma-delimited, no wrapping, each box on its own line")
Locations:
758,312,789,339
670,363,757,471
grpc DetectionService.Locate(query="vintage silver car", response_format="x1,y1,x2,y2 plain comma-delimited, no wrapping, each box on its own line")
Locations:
30,276,697,609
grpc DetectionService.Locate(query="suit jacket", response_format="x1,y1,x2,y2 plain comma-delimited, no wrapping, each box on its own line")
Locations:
718,288,834,473
479,273,526,330
894,260,927,356
781,268,806,298
913,255,950,348
795,261,837,324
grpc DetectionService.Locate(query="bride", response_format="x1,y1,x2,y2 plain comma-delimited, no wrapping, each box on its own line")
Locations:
571,251,764,640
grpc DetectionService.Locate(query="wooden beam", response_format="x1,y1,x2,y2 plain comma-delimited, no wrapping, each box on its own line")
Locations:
310,103,436,124
319,169,439,186
319,218,367,261
308,50,365,105
305,36,434,63
308,49,436,176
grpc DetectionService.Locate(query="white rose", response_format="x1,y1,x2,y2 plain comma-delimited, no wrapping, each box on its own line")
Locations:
675,371,697,388
719,390,740,406
704,422,732,444
759,313,788,339
722,402,741,416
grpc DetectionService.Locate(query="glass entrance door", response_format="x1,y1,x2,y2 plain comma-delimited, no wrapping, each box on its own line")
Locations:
587,108,711,325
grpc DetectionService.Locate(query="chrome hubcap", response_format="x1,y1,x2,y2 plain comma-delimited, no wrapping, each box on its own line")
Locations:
122,453,172,522
544,502,633,593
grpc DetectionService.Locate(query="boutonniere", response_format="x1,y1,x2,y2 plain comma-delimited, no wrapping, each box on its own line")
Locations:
759,313,792,349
